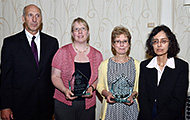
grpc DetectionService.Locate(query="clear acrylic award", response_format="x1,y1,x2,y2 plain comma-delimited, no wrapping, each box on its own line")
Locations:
111,73,133,103
69,69,90,96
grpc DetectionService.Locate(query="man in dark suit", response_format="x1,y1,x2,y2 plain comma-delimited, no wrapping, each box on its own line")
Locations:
0,4,59,120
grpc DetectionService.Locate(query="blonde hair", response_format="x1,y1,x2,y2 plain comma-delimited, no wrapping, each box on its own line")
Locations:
111,25,131,56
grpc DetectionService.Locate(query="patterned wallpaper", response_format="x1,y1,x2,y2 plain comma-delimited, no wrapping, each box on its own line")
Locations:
0,1,189,62
0,0,189,119
173,0,190,63
0,0,161,61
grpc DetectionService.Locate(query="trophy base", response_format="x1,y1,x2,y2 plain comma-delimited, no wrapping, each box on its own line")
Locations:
110,98,131,103
72,91,90,96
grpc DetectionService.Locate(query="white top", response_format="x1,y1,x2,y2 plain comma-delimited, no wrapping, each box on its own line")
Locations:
146,56,175,86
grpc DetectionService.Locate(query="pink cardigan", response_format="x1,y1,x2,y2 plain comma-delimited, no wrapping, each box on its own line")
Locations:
52,43,103,109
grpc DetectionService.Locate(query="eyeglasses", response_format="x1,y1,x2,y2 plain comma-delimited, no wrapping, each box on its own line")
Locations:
114,40,128,45
152,38,169,45
73,27,87,32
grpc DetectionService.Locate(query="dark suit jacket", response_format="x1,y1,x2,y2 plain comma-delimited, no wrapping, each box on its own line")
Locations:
0,30,59,120
138,57,189,120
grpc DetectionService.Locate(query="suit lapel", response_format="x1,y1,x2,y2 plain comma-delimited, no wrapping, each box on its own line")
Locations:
148,68,158,87
159,66,172,85
38,32,48,69
20,30,38,68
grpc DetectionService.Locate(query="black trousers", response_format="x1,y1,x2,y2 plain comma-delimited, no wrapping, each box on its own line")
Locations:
54,99,95,120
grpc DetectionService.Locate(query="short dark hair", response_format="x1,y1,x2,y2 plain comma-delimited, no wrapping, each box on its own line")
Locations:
146,25,180,58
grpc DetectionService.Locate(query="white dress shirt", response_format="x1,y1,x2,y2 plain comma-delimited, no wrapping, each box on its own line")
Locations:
146,56,175,86
25,29,40,61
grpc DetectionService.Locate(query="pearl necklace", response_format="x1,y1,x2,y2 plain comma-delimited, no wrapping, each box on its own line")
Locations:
73,43,89,53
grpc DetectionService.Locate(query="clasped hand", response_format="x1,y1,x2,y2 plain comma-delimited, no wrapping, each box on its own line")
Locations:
64,87,94,100
106,91,135,105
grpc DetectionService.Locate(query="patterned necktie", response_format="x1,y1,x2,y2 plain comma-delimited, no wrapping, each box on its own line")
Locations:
31,36,38,67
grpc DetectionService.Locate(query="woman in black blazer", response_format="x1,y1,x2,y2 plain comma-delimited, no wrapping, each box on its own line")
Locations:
138,25,189,120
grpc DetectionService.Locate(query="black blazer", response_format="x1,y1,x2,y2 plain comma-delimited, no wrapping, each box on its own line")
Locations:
138,57,189,120
0,30,59,120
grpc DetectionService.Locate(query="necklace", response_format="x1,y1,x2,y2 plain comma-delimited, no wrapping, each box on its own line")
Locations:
73,43,89,53
114,56,129,63
158,63,165,67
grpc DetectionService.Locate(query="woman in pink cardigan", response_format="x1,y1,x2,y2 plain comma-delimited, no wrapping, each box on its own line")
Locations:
51,17,103,120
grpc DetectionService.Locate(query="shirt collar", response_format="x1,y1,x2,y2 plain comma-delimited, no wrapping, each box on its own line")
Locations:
146,56,175,69
25,29,40,40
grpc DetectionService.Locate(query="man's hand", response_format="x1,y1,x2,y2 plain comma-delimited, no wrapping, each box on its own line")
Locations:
1,108,14,120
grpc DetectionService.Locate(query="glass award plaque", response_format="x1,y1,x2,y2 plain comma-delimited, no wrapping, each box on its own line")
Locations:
69,69,90,96
110,73,133,103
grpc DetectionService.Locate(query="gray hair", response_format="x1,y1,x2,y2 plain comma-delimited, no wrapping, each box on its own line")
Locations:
23,4,42,17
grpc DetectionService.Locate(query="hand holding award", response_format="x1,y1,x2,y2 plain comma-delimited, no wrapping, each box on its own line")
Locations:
110,73,133,103
69,69,90,96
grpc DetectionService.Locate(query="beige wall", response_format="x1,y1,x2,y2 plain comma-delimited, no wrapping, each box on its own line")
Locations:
0,0,189,120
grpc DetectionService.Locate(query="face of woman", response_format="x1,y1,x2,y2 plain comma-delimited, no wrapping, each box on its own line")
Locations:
152,31,169,57
72,21,89,43
112,34,130,56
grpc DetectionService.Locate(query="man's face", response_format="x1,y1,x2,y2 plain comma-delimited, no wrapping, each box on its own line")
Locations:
22,5,42,35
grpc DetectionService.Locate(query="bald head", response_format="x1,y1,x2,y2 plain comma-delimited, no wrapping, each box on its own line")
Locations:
23,4,42,17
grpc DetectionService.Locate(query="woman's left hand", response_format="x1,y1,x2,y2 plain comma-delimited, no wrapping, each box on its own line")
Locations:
124,91,137,105
81,86,93,98
124,95,134,105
